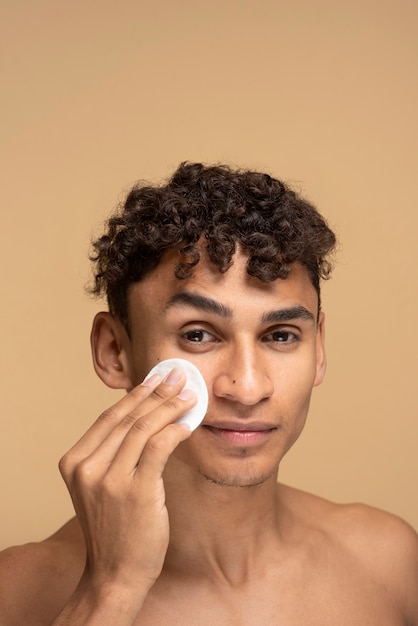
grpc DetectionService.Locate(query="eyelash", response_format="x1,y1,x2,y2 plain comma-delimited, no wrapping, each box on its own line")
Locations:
181,327,300,346
182,329,217,344
263,329,300,344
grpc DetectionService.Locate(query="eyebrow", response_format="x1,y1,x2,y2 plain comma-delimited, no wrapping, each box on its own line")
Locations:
164,291,315,323
261,306,315,324
164,291,233,318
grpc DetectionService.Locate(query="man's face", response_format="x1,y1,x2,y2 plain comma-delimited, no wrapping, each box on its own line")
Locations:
124,248,325,488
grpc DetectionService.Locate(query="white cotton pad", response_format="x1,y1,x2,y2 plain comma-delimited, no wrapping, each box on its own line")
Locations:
144,358,208,431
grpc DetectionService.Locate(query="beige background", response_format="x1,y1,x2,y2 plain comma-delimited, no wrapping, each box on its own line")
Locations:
1,0,417,549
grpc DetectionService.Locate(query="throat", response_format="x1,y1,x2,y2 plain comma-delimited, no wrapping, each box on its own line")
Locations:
165,516,283,587
163,470,285,583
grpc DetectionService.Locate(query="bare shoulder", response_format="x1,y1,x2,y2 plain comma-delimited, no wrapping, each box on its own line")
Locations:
279,483,418,623
332,499,418,622
0,517,85,626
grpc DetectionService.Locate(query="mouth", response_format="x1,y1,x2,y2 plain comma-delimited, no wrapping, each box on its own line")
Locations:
202,422,277,446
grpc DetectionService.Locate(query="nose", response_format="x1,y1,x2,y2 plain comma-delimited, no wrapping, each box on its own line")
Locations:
212,343,274,406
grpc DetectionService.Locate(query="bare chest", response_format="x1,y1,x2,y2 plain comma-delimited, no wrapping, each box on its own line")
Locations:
134,566,404,626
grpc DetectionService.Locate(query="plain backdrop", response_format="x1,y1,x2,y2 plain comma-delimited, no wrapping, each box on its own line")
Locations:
1,0,417,549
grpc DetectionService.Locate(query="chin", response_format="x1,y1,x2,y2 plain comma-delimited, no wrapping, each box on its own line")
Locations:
169,435,286,490
196,458,280,489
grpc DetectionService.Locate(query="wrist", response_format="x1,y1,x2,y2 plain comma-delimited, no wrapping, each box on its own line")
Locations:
53,575,152,625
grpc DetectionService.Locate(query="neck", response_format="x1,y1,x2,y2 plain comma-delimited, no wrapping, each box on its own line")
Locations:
162,457,292,586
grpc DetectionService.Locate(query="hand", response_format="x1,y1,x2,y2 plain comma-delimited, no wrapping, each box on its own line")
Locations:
58,369,195,615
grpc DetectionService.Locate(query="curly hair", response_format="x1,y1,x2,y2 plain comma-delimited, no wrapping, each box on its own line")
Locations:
89,162,337,328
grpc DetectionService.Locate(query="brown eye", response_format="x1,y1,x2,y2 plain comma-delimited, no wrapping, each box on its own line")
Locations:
185,330,204,342
263,329,299,344
183,329,214,343
272,331,292,342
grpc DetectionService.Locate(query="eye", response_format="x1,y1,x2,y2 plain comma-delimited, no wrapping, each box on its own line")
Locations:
263,329,300,345
182,328,216,343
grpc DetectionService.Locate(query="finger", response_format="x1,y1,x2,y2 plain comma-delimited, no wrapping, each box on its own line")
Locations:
59,373,195,484
133,423,192,486
63,391,195,494
62,370,186,464
123,368,193,423
100,424,192,500
109,389,196,473
80,372,194,467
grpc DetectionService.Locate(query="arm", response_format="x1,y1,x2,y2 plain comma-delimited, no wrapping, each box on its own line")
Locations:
53,369,195,625
401,521,418,625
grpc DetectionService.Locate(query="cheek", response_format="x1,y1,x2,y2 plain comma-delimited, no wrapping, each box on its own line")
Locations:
131,317,179,369
130,345,166,384
274,355,317,429
280,384,314,455
276,350,319,395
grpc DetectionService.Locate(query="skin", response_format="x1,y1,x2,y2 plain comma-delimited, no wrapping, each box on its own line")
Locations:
0,248,417,625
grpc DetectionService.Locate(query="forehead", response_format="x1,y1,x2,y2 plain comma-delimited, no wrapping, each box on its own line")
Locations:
127,248,319,323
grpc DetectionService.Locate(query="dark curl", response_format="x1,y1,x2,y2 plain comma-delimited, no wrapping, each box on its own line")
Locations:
89,162,337,327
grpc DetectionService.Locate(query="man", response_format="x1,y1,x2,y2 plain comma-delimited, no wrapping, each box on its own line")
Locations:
1,162,417,625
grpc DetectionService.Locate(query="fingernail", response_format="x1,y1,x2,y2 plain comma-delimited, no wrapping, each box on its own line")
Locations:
177,389,195,401
141,373,162,387
164,368,183,385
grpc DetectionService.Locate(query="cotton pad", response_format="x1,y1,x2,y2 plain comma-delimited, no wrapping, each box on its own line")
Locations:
143,358,208,431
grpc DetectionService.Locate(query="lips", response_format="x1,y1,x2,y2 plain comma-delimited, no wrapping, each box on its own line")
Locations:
201,422,277,446
203,421,277,432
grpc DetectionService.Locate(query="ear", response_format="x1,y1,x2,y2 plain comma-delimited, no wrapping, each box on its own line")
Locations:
90,312,135,390
313,311,327,387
